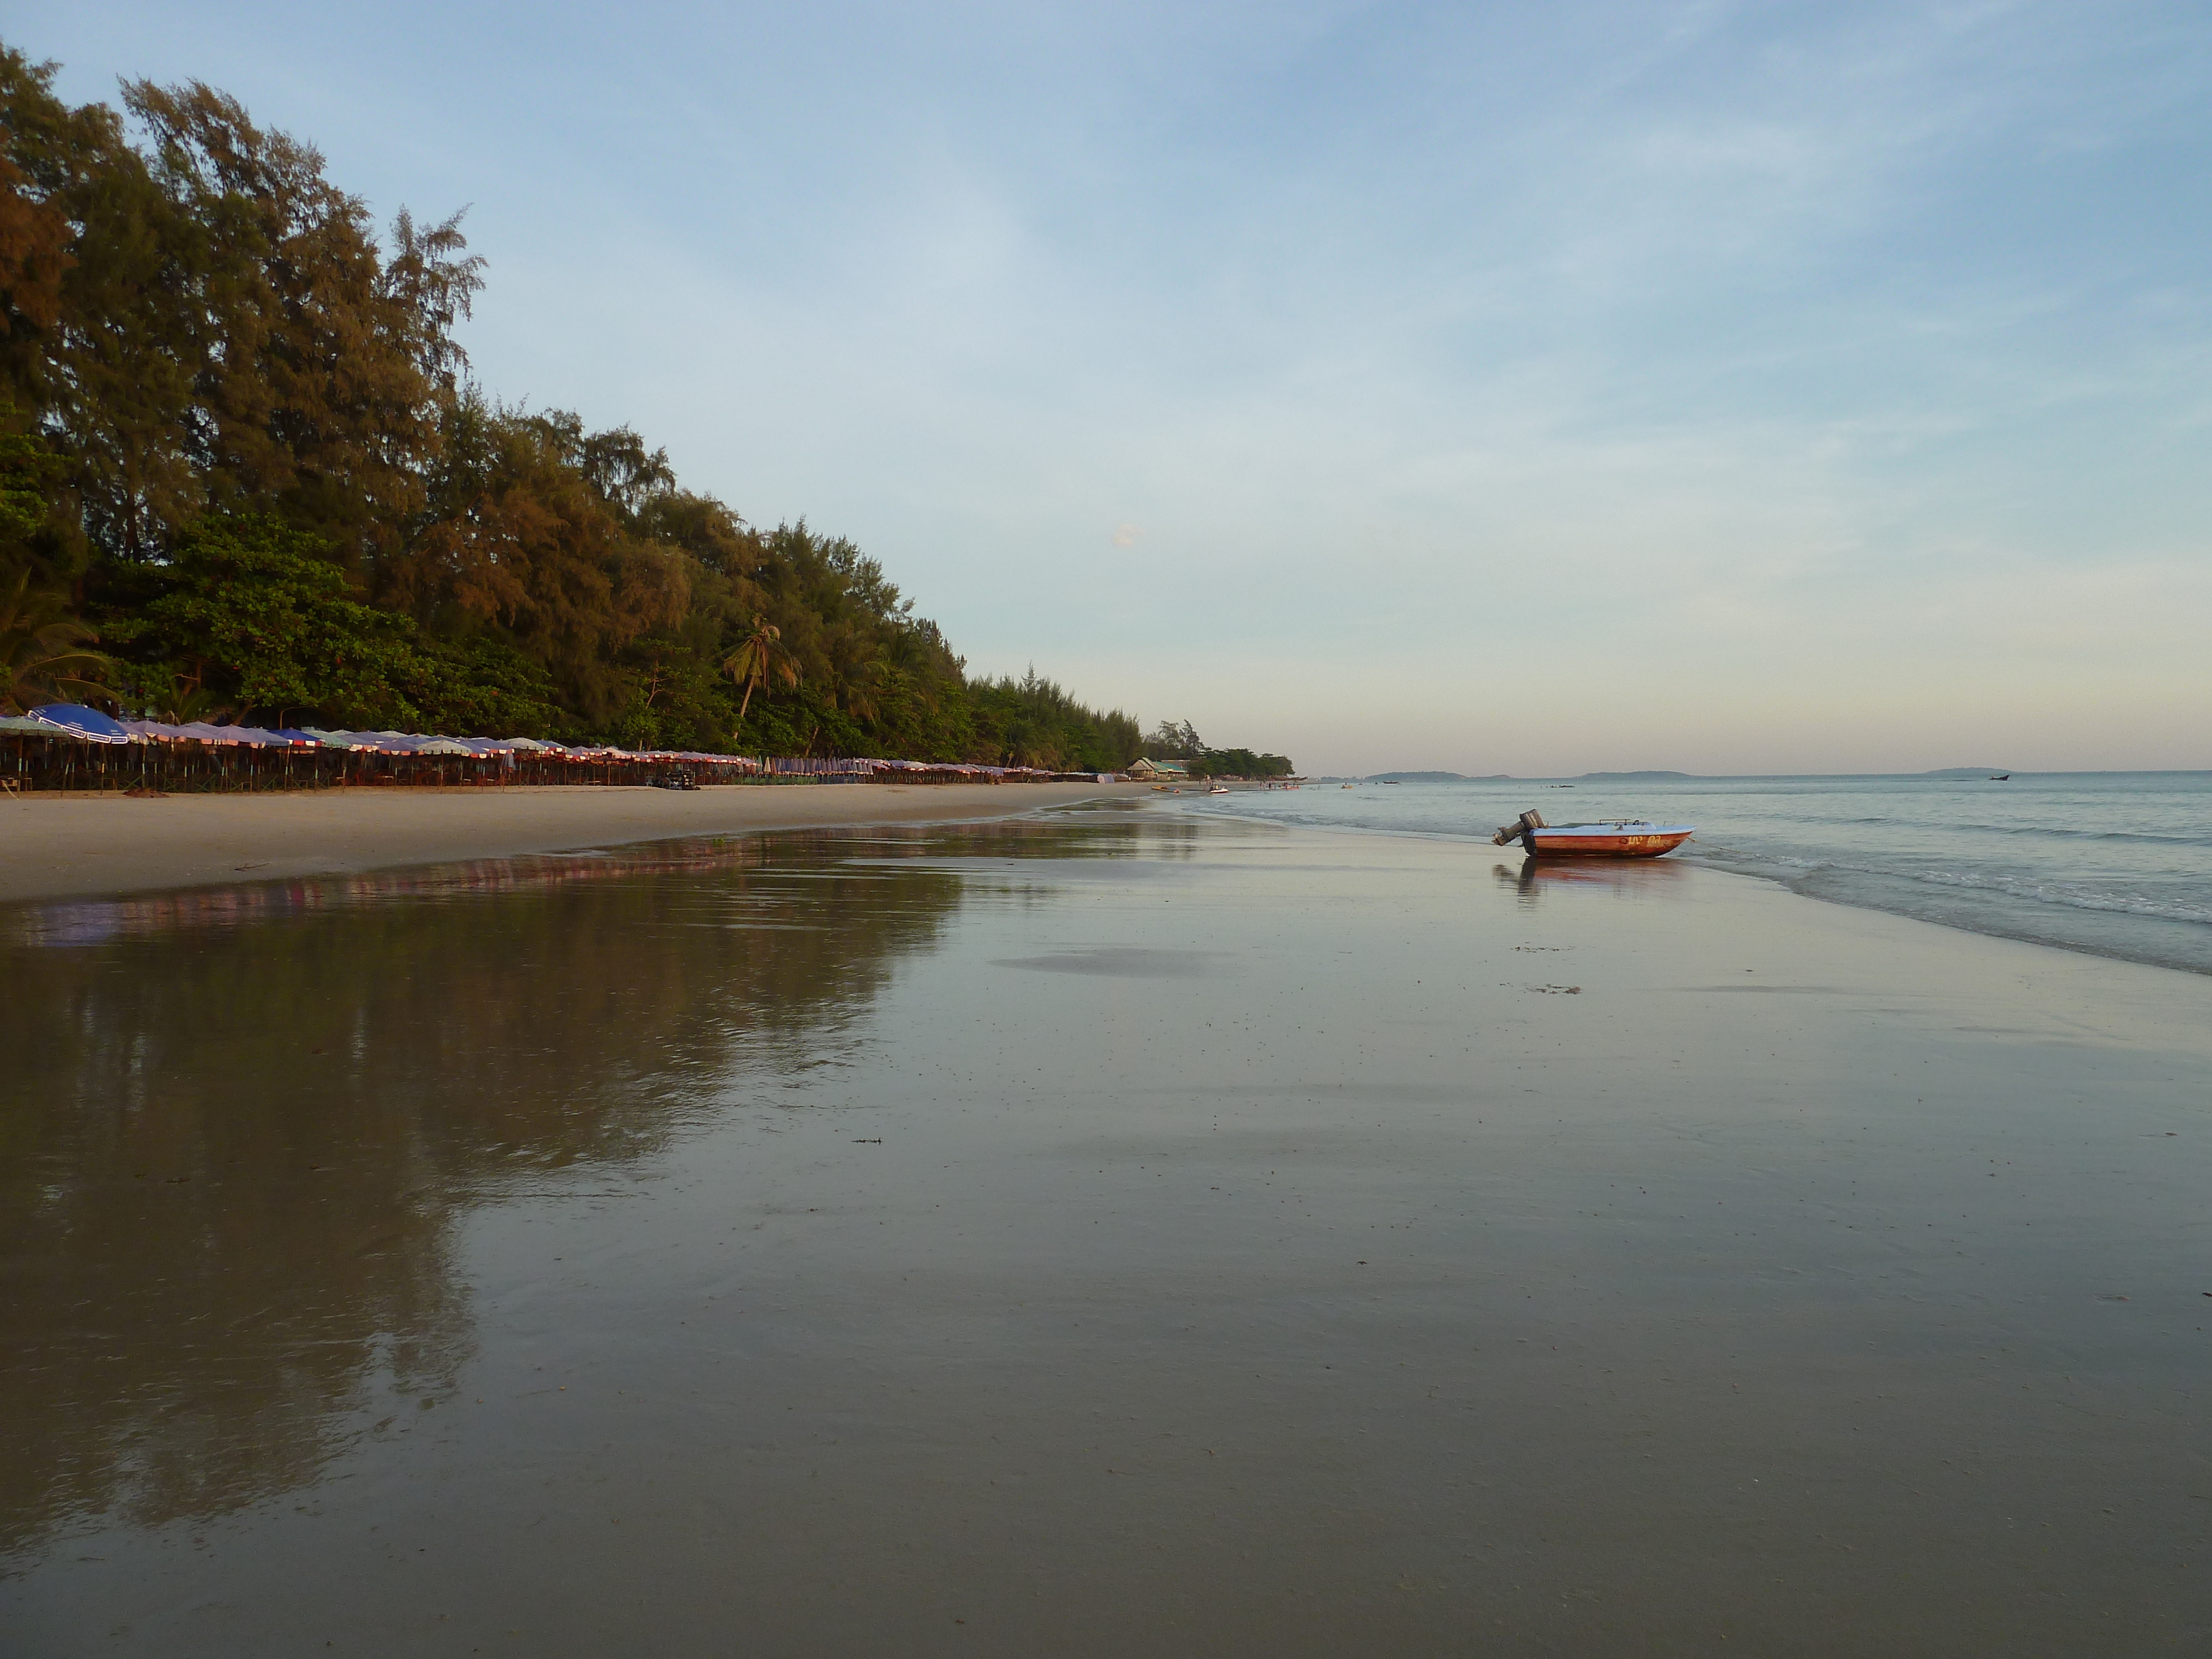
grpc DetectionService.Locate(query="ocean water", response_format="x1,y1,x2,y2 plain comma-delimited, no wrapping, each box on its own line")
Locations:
1177,772,2212,975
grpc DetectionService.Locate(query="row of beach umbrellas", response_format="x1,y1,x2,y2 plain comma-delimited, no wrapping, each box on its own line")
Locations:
7,704,1061,778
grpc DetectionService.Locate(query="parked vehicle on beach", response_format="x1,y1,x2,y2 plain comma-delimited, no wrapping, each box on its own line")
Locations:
1491,811,1693,857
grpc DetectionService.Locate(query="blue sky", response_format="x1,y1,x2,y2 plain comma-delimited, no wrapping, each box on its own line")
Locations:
25,1,2212,773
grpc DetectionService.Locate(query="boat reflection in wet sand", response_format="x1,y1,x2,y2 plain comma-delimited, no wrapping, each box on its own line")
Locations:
1490,810,1694,857
1495,857,1691,901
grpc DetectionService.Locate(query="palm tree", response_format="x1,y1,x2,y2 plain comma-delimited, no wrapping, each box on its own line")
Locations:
0,571,110,714
160,684,239,726
722,615,797,720
832,634,889,726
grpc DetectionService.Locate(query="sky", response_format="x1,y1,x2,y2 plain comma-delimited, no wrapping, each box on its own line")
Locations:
20,1,2212,774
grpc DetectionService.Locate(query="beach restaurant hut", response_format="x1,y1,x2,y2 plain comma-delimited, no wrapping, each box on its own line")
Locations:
1125,757,1188,781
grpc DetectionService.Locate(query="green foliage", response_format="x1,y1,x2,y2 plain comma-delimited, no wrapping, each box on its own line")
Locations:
1140,719,1293,779
967,668,1141,771
0,565,107,712
0,426,52,544
1193,748,1294,780
1142,719,1206,760
97,514,419,725
405,635,567,740
0,404,67,580
0,48,1219,766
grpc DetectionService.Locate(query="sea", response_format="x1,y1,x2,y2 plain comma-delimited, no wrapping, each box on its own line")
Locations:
1177,772,2212,977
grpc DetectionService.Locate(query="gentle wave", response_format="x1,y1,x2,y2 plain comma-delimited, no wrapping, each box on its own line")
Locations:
1180,773,2212,975
1682,811,2211,847
1688,846,2212,927
1809,819,2208,847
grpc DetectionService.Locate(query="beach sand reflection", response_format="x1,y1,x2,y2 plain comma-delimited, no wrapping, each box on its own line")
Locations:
1495,853,1692,904
6,812,2211,1657
1,824,1110,1552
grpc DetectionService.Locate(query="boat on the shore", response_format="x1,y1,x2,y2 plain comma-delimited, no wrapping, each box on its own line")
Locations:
1490,811,1693,858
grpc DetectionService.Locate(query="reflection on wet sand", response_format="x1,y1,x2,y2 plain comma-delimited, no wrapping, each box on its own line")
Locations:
1494,854,1692,903
0,818,1157,1556
9,811,2212,1656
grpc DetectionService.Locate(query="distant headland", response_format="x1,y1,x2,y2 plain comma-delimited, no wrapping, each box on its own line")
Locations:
1326,768,2022,784
1360,770,1511,783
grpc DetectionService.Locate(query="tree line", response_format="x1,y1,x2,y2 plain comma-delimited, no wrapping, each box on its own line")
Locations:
1139,719,1293,780
0,46,1223,774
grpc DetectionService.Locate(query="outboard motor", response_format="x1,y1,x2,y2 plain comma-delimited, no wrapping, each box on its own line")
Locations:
1490,810,1546,852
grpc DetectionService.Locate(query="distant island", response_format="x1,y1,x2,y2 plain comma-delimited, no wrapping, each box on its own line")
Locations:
1292,765,2042,787
1363,770,1509,783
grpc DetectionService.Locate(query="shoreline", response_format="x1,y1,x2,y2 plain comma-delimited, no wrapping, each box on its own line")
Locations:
0,781,1150,906
1171,787,2212,979
14,777,2202,986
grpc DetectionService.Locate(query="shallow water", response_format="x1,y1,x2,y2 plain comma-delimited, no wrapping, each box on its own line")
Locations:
1180,773,2212,974
4,809,2210,1655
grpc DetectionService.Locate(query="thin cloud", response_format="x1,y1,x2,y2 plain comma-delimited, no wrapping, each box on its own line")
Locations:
33,0,2208,771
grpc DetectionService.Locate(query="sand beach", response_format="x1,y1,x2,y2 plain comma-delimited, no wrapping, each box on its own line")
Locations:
0,780,1147,905
4,805,2209,1655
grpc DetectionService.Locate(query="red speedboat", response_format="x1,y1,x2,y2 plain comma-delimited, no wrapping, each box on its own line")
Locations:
1491,811,1693,857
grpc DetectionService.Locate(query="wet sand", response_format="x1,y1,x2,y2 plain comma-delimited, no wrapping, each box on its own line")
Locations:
0,780,1145,904
3,809,2209,1655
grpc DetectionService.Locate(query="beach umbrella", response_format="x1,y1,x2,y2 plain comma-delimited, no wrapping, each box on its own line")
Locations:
215,725,291,748
28,703,133,744
414,738,474,755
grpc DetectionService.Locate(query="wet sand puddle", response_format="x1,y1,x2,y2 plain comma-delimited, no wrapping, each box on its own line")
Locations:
3,810,2209,1655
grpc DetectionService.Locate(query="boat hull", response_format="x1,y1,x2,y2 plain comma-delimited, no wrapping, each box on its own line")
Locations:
1526,828,1693,858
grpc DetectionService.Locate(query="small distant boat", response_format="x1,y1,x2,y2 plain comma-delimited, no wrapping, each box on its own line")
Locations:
1208,784,1229,794
1990,773,2011,781
1490,810,1693,858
